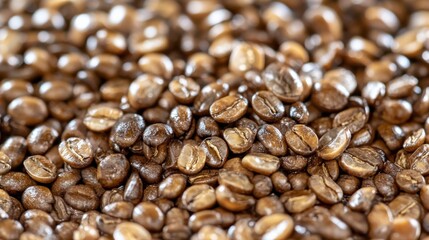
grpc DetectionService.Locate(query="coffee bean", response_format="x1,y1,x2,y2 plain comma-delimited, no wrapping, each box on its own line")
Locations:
7,96,48,126
408,144,429,175
347,187,377,212
110,113,145,149
181,184,216,212
330,203,368,234
285,124,318,156
210,95,248,123
23,155,57,184
339,147,384,178
200,137,228,168
333,107,367,134
223,127,255,154
113,222,151,240
242,153,280,175
133,202,165,232
215,185,255,212
311,83,349,112
142,123,173,147
368,203,394,239
83,105,123,132
168,76,200,104
390,217,421,240
395,169,425,193
308,175,343,204
97,153,130,188
254,213,294,240
22,186,54,212
389,194,422,219
1,136,27,169
158,174,187,199
218,169,253,194
196,117,220,138
229,42,265,76
251,91,285,122
252,174,273,198
58,137,93,168
0,151,11,175
177,143,206,175
257,124,287,156
403,128,425,152
336,175,360,195
262,63,303,103
280,189,316,213
26,126,59,155
318,127,351,160
64,185,99,212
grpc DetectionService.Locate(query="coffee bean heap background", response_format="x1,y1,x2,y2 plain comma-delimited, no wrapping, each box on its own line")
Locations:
0,0,429,239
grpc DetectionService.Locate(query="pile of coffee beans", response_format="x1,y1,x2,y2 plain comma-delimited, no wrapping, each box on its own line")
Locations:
1,0,429,239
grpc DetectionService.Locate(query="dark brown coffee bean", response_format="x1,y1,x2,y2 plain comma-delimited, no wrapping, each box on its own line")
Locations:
255,196,284,216
318,127,351,160
168,76,200,104
330,204,368,234
262,63,303,103
242,153,280,175
64,185,99,212
97,153,130,189
251,91,285,122
210,95,248,124
143,123,173,147
133,202,165,232
0,151,11,175
58,137,93,169
395,169,425,193
403,128,425,152
218,169,253,194
288,101,309,124
377,123,405,151
181,184,216,212
280,155,307,172
128,74,165,110
252,175,273,198
285,124,318,156
7,96,48,126
350,124,375,147
257,124,287,156
123,170,143,205
280,190,316,213
158,174,187,199
336,175,360,195
307,156,339,180
23,155,57,184
333,107,367,134
308,175,343,204
374,173,398,200
254,213,294,240
295,206,351,239
339,147,384,178
199,137,228,168
196,117,220,138
26,126,58,155
1,136,27,169
0,172,36,195
311,83,349,112
271,172,291,193
22,186,54,212
110,113,145,149
194,82,229,116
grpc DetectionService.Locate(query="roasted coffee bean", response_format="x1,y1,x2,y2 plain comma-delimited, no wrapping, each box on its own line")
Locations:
0,172,36,195
252,175,273,198
0,151,11,175
251,91,285,122
403,128,425,152
255,196,284,216
308,175,343,204
347,187,377,212
218,169,253,194
390,217,421,240
22,186,54,212
177,143,206,175
158,174,187,199
368,203,394,239
110,113,145,149
254,213,294,240
113,222,152,240
407,144,429,175
64,185,99,212
307,156,339,180
377,123,405,151
311,83,349,112
339,147,384,178
200,137,228,168
143,123,173,147
83,105,123,132
181,184,216,212
295,206,351,239
210,95,248,124
257,124,287,156
196,117,220,138
242,153,280,175
336,175,360,195
333,107,367,134
23,155,57,184
262,63,303,103
280,189,316,213
374,173,398,200
389,194,422,219
58,137,93,169
1,136,27,169
7,96,48,126
330,204,368,234
395,169,425,193
285,124,318,156
97,153,130,188
318,127,351,160
229,42,265,76
215,185,255,212
133,202,165,232
168,76,200,104
26,126,58,155
223,127,255,154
